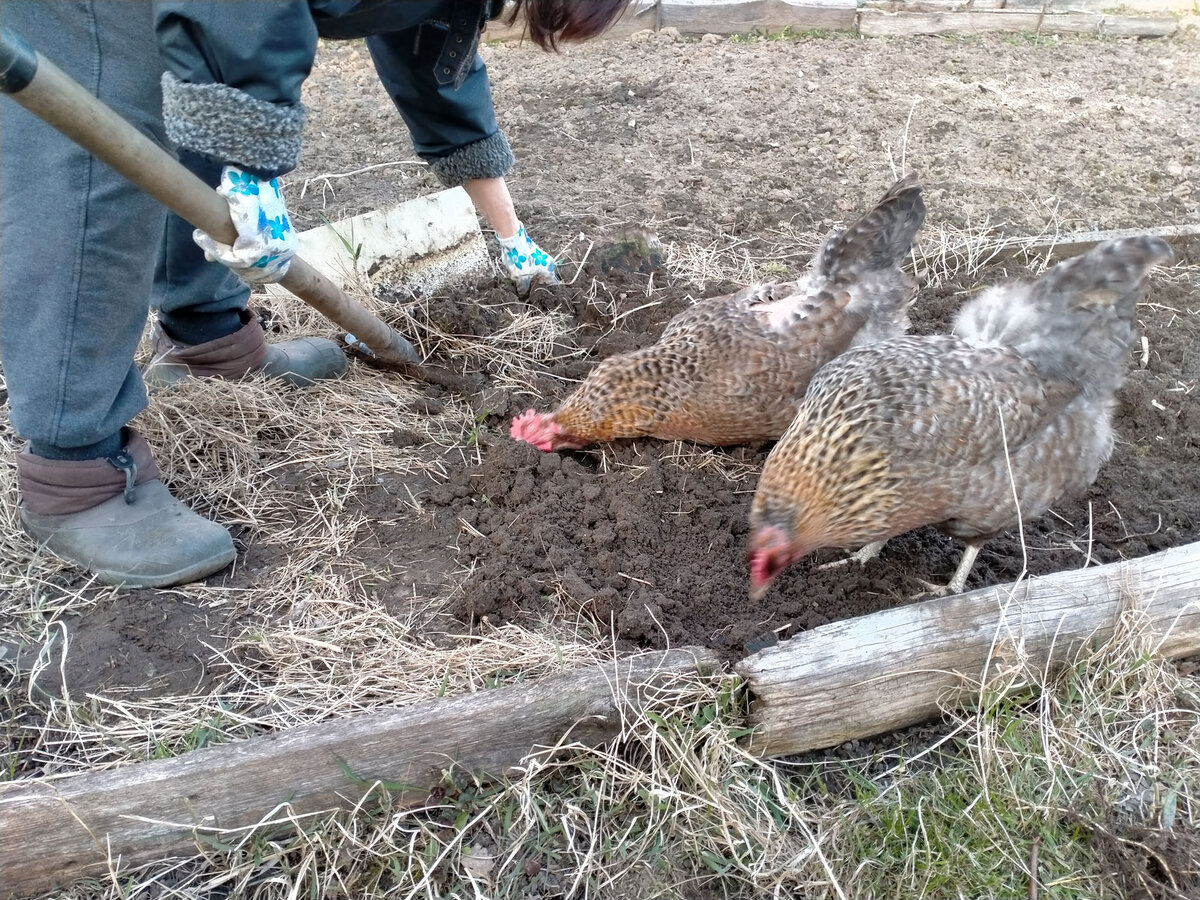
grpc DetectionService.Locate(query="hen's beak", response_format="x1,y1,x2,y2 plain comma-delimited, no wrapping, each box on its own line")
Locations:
747,525,797,602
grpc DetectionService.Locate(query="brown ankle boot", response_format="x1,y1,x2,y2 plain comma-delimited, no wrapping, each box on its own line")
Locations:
144,312,349,388
17,431,235,588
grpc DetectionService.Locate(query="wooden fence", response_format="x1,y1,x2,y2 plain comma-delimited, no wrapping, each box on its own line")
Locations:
485,0,1194,41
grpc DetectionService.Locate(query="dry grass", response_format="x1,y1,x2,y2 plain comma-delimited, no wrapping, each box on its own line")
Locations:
10,570,1198,899
2,227,1198,899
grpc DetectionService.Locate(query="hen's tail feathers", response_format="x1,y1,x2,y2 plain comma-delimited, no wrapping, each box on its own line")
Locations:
1033,235,1175,320
956,235,1175,390
817,172,927,280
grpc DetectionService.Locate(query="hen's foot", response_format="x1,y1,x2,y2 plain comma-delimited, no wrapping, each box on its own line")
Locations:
817,540,886,571
912,543,983,599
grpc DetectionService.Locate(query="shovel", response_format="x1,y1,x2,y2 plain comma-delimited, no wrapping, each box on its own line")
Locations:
0,25,474,392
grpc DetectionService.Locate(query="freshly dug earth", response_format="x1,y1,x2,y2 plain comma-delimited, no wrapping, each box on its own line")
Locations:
58,29,1200,693
368,260,1200,657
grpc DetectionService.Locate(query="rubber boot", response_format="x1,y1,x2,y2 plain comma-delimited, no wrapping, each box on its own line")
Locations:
144,311,349,388
17,431,235,588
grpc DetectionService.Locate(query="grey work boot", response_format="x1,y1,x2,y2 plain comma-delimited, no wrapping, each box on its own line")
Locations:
144,311,349,389
17,431,235,588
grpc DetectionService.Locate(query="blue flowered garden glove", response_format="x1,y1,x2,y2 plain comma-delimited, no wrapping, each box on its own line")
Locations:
193,166,298,284
496,223,559,295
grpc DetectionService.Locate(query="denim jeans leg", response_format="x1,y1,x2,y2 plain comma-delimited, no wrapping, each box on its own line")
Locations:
153,151,251,346
0,0,166,451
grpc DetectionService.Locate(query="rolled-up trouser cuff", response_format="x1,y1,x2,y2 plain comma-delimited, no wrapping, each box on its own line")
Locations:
151,312,269,378
18,430,162,516
426,130,515,187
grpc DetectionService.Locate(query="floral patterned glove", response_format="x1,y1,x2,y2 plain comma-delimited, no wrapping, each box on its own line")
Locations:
192,166,297,284
496,223,559,294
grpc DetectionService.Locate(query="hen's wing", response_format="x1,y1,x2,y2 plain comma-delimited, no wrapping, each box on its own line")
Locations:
761,334,1082,543
649,283,862,442
543,176,928,447
798,336,1078,467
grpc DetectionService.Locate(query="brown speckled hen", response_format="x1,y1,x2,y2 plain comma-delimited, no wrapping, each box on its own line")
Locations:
510,174,926,450
747,236,1175,600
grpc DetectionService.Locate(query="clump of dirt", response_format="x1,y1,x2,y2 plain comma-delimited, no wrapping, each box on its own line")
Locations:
48,594,234,700
437,435,765,650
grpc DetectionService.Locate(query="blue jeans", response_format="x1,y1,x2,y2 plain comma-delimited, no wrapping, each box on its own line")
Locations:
0,0,248,455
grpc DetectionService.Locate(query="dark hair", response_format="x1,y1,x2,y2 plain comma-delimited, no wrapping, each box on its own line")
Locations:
505,0,634,50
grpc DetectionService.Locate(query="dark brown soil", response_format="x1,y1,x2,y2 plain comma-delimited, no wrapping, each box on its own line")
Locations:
352,250,1200,660
35,29,1200,697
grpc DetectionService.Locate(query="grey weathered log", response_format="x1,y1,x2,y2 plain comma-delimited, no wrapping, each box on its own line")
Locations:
1090,13,1183,35
485,0,1181,40
862,0,1005,12
0,648,719,900
1005,0,1195,12
737,543,1200,757
858,7,1044,34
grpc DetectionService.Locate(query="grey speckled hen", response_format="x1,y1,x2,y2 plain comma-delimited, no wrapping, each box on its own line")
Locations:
511,174,926,450
748,235,1176,600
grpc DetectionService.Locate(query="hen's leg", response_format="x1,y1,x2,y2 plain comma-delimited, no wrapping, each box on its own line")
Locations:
817,540,887,571
946,542,983,594
916,542,983,597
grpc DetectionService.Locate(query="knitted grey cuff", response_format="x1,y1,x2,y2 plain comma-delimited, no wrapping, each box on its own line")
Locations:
426,131,515,187
161,72,307,175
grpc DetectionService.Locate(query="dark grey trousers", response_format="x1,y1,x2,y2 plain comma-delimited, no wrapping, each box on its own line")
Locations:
0,0,248,454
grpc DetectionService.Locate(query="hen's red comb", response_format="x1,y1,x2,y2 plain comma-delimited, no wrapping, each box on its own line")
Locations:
510,409,559,451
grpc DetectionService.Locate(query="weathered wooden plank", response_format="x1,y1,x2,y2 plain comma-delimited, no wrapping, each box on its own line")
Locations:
0,648,720,900
996,223,1200,263
862,0,1006,11
659,0,860,34
485,0,1184,41
1115,0,1198,10
1093,13,1182,34
738,543,1200,757
857,8,1178,35
860,8,1049,34
1110,0,1198,11
1005,0,1196,13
